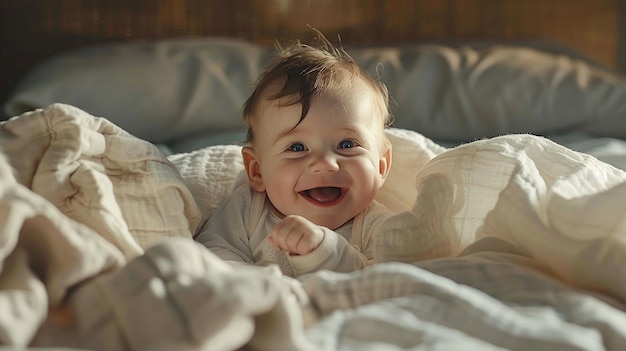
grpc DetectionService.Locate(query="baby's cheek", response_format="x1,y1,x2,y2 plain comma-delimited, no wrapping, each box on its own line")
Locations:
265,181,297,214
363,160,384,190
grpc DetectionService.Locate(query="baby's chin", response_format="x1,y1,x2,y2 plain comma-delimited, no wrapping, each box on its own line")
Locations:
271,199,363,229
300,212,357,230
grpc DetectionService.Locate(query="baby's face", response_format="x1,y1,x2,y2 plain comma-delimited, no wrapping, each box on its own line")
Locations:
247,79,390,229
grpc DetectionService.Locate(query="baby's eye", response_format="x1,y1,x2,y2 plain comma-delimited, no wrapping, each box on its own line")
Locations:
288,142,306,152
338,139,355,149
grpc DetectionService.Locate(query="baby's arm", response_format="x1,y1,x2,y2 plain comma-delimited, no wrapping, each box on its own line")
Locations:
270,215,370,276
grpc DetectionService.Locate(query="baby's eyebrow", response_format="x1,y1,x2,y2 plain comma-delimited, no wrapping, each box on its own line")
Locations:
272,125,301,145
339,127,359,133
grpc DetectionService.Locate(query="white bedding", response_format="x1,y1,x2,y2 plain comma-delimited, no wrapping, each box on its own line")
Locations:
1,104,626,350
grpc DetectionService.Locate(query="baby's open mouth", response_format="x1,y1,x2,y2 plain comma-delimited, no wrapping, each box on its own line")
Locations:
300,187,344,204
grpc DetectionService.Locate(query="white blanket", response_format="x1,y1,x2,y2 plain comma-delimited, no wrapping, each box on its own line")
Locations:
1,104,625,350
374,133,626,301
0,104,312,350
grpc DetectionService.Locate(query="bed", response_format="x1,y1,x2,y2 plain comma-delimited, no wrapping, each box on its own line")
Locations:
1,1,626,350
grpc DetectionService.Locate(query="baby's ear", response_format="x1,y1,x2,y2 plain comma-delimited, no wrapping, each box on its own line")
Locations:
242,147,265,192
378,142,392,183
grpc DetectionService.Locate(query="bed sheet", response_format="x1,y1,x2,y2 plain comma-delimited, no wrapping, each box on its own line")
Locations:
0,104,625,350
303,248,626,351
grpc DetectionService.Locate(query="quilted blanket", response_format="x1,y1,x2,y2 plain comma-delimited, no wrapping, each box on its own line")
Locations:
1,104,625,350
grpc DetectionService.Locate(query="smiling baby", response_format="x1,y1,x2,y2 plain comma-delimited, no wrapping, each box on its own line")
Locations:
195,32,394,277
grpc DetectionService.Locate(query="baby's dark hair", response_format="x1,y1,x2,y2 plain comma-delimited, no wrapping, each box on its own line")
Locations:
242,31,391,143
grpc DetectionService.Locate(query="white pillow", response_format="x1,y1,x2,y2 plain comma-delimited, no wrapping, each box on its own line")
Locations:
5,39,625,143
350,45,626,141
4,39,272,142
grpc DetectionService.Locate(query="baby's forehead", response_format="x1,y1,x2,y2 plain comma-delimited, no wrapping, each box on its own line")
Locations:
247,72,388,138
259,95,387,138
259,74,379,107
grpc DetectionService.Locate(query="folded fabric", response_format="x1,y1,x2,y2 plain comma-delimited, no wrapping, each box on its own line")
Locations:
0,103,201,254
373,134,626,302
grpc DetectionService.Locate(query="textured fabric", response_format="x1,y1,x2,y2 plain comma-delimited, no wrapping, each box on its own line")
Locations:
168,143,247,224
0,104,313,350
0,103,201,254
0,145,125,346
373,134,626,302
302,249,626,351
2,104,626,350
32,239,314,351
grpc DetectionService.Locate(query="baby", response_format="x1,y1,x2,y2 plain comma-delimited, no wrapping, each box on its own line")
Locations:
195,34,394,277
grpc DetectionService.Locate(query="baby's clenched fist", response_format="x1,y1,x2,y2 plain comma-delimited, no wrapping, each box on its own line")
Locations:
269,215,325,255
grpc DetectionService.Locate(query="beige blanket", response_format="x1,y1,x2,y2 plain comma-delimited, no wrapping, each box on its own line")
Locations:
0,104,313,350
2,104,626,350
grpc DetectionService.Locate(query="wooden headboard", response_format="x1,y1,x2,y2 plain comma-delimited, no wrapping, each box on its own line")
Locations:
1,0,624,115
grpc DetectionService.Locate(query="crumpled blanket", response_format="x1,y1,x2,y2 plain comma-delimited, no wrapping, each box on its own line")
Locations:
2,103,626,350
0,104,201,256
373,132,626,302
302,250,626,351
0,104,313,350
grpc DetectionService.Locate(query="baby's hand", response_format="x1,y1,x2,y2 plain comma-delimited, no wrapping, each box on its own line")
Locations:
269,215,325,256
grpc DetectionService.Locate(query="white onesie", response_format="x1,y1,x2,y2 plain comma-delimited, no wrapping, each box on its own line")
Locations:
195,182,392,277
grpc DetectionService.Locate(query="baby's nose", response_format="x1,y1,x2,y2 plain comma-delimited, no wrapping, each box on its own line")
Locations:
310,153,340,173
